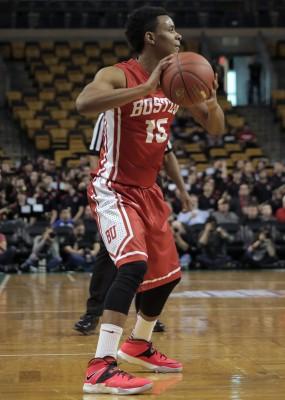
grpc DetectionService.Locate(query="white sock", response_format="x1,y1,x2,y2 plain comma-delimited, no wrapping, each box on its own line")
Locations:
95,323,123,359
132,315,157,342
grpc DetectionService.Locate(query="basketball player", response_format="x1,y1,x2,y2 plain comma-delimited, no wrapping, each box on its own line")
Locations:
74,114,189,335
76,6,224,395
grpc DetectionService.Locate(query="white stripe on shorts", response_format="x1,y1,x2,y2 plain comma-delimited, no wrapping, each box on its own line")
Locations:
115,250,148,264
92,177,134,259
140,266,181,286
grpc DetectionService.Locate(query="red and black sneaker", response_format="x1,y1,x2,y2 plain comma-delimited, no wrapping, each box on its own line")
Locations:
83,356,153,395
118,338,183,373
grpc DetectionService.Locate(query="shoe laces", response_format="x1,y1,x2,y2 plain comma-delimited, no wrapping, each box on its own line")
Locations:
88,358,134,381
148,342,167,360
104,359,134,381
115,369,134,381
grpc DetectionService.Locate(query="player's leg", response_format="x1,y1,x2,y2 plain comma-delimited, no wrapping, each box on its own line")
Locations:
135,292,166,332
83,180,153,394
74,243,117,335
83,260,153,394
118,183,182,373
118,279,183,373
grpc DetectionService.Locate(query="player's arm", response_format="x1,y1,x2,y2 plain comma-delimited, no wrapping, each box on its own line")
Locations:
89,113,104,169
76,56,173,115
188,75,225,135
163,150,192,212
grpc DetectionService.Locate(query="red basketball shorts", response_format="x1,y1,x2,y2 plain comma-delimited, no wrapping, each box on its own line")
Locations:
88,177,181,292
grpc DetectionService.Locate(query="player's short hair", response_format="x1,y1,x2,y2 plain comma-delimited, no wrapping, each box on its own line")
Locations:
125,6,169,54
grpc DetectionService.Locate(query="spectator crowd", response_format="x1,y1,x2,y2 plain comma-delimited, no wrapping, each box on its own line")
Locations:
1,111,285,273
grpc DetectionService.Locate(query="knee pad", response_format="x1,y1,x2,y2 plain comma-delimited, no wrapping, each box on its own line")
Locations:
139,278,181,317
104,261,147,315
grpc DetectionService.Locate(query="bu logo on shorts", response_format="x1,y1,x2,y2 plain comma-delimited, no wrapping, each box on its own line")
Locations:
105,225,117,244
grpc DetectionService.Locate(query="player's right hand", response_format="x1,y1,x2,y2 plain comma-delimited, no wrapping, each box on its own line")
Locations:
144,55,174,93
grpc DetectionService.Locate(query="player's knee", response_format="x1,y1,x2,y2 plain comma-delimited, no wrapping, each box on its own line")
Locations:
104,261,147,315
116,261,147,290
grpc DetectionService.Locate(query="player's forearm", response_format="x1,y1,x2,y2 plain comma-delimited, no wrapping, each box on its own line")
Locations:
76,85,150,115
163,152,186,194
205,101,225,135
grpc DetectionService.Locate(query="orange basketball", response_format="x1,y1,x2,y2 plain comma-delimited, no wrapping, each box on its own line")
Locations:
161,52,215,107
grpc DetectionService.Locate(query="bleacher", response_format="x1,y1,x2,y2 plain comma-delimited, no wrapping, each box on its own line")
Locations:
1,38,199,167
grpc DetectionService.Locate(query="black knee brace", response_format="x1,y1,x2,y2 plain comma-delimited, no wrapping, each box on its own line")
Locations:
139,278,181,317
104,261,147,315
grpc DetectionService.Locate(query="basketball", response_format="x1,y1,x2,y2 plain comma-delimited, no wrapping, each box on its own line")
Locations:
161,52,215,107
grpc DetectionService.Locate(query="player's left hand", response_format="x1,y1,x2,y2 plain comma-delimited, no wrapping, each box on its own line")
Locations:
179,190,192,212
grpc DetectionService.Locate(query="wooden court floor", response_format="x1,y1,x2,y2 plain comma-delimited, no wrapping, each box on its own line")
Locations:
1,270,285,400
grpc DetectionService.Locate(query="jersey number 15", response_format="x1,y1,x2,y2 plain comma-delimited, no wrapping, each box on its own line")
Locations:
145,118,168,143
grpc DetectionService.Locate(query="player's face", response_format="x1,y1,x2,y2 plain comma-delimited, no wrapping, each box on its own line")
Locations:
154,15,182,58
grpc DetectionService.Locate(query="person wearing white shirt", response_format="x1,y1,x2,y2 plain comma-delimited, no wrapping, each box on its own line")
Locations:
177,194,209,226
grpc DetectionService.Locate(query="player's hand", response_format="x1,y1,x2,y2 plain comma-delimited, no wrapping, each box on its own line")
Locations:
187,73,219,105
205,73,219,110
179,190,193,212
144,55,173,94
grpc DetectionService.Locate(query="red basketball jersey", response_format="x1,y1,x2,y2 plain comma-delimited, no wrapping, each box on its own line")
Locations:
93,58,179,188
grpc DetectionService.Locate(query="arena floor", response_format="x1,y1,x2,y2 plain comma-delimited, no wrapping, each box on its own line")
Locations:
1,269,285,400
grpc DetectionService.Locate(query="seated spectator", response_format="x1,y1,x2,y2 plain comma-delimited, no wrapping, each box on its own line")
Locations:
271,162,285,189
20,227,61,272
82,206,99,234
62,220,100,271
213,198,239,224
177,194,209,226
0,231,16,271
234,159,245,172
34,184,58,224
0,189,10,221
227,169,243,197
52,208,74,229
253,169,273,203
186,169,203,195
276,195,285,223
196,216,234,268
259,203,278,240
241,202,261,225
59,183,86,222
26,171,40,196
260,204,276,223
12,191,34,223
231,183,253,216
270,187,285,214
171,220,193,269
212,160,228,195
242,161,255,185
244,228,277,268
255,159,268,174
237,124,257,147
199,179,217,211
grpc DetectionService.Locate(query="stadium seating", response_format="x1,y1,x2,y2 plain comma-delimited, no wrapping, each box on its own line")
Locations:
1,38,267,170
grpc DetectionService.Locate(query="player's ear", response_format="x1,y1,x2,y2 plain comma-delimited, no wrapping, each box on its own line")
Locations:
145,31,156,46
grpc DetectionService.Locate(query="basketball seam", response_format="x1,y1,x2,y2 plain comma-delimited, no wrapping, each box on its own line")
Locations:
176,55,194,103
169,71,180,105
181,70,211,94
176,55,212,102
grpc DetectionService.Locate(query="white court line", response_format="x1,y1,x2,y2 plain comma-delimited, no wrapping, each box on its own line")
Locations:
0,275,10,295
0,352,93,357
1,306,285,315
0,310,83,314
